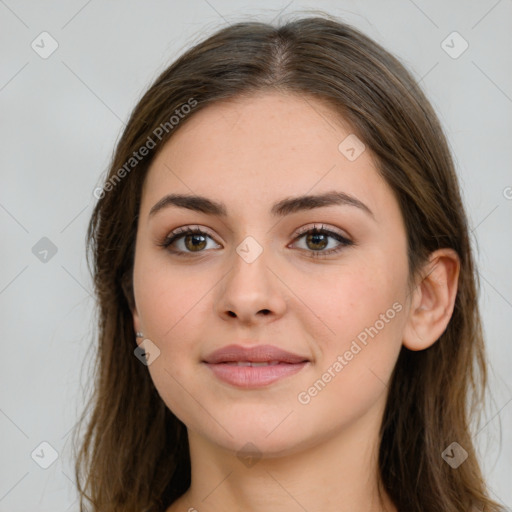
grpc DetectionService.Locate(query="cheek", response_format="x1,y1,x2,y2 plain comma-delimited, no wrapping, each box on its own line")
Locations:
296,300,403,436
302,257,405,347
296,259,405,407
134,251,210,343
133,254,214,409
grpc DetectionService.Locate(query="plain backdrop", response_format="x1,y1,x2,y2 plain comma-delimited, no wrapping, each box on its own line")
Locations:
1,1,511,510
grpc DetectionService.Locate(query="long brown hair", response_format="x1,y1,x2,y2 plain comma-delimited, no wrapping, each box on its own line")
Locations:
75,12,505,512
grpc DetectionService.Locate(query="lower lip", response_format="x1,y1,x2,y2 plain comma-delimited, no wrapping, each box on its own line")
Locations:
204,362,308,388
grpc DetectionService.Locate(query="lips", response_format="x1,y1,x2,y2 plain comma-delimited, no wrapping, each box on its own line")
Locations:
203,344,310,388
203,344,309,365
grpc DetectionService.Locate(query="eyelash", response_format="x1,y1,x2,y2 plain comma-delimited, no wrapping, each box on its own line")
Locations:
158,224,353,259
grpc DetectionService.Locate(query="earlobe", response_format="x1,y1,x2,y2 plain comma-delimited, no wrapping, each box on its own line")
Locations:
121,272,142,335
132,307,142,336
130,299,145,339
402,248,460,351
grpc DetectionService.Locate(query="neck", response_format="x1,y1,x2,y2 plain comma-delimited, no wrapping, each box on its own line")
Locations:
169,397,396,512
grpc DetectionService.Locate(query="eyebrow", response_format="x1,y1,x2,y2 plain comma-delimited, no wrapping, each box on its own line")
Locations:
148,190,375,220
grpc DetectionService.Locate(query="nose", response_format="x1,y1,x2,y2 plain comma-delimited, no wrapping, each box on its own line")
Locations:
214,244,287,325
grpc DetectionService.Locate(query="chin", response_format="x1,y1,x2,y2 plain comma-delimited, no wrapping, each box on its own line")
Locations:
192,411,321,459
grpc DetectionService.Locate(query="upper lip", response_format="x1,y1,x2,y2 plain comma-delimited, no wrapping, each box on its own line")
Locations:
203,344,309,364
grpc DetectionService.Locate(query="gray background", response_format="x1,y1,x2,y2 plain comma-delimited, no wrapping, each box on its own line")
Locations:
1,0,511,510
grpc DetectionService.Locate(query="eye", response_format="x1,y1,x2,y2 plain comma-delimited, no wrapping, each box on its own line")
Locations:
158,226,220,255
290,224,353,259
158,223,353,258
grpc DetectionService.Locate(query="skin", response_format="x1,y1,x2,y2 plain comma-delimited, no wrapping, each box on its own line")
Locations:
130,91,460,512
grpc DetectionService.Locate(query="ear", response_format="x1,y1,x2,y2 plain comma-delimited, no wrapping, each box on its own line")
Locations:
121,272,143,336
403,248,460,351
131,304,143,336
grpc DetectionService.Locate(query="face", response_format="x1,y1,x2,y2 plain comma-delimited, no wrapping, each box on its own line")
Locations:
131,91,411,457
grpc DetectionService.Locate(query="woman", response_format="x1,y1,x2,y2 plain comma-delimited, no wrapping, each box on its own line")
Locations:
75,13,505,512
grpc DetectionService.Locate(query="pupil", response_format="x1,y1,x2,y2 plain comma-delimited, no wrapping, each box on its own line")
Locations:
307,232,327,250
186,234,206,251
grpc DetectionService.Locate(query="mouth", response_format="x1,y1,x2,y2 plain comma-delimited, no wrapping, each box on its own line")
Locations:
222,360,286,366
203,344,309,364
203,344,310,388
204,361,309,388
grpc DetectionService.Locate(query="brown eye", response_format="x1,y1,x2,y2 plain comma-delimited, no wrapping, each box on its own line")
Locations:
160,227,221,255
291,225,353,259
305,231,329,251
183,233,207,252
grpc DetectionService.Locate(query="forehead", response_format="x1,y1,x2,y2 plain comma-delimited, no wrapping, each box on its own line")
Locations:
151,91,356,170
140,91,392,221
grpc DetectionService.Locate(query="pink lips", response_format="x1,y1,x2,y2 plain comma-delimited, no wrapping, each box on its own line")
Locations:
203,344,309,388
